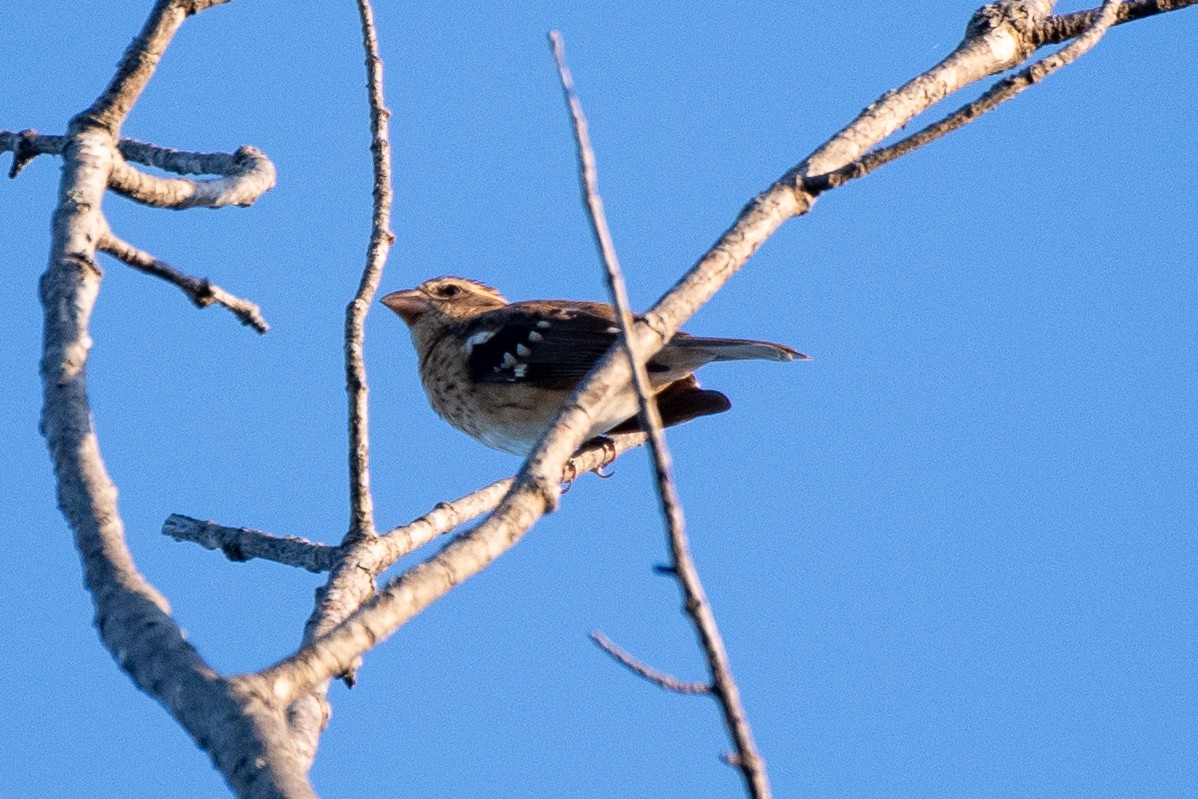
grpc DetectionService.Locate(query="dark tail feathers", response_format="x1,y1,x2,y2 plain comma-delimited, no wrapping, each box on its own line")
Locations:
672,335,808,362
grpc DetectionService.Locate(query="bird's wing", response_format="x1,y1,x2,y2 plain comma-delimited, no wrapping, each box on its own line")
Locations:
463,301,629,388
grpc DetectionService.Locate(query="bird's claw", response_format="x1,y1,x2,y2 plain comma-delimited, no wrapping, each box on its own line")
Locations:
596,436,618,475
561,437,618,489
561,459,579,492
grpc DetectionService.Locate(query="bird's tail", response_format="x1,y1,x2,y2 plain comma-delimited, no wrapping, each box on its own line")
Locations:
672,335,809,362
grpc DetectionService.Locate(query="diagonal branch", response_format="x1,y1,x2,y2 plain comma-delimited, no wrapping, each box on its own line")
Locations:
163,514,336,573
255,430,650,700
550,31,771,798
161,476,511,576
97,228,269,332
1036,0,1198,44
167,433,648,579
373,477,515,563
73,0,236,135
590,631,712,695
806,0,1131,194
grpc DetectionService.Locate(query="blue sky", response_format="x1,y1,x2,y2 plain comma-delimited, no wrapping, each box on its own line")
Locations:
1,2,1194,797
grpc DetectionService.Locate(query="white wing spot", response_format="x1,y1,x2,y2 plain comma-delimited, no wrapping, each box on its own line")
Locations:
536,320,551,330
501,352,518,368
527,330,544,343
464,330,494,354
516,343,531,357
514,364,527,378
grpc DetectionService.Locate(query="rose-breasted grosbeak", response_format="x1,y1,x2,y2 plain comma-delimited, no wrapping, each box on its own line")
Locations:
382,276,807,455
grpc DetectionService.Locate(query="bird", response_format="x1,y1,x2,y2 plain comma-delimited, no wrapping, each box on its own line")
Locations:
381,276,807,456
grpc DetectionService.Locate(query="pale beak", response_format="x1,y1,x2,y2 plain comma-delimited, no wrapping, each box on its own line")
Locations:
381,289,429,325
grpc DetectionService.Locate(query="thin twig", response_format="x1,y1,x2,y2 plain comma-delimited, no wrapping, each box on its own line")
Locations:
550,31,771,799
343,0,395,542
376,478,514,562
165,432,650,581
280,0,395,732
97,229,268,332
805,0,1129,194
590,632,712,695
1036,0,1198,46
163,514,336,573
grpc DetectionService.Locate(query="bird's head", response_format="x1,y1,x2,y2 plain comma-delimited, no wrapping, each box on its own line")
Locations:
381,276,508,328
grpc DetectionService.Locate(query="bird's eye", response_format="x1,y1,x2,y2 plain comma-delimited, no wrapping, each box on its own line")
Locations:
436,284,462,298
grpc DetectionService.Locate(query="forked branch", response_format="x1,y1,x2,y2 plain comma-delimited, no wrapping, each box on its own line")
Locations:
806,0,1132,193
30,0,301,795
252,1,1182,719
14,1,1193,796
550,31,770,797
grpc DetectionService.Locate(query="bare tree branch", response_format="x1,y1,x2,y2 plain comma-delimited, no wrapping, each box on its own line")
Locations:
97,229,269,332
33,1,305,795
2,129,57,176
550,31,770,797
163,514,336,572
2,131,276,206
162,478,513,576
117,138,261,174
108,145,276,209
163,479,512,575
251,0,1190,716
166,431,649,581
14,0,1193,794
590,632,712,695
72,0,236,134
255,429,649,699
342,0,394,544
274,0,398,759
1036,0,1197,44
367,431,651,569
806,0,1130,194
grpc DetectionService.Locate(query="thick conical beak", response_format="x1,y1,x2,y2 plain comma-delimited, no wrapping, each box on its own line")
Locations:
381,288,429,325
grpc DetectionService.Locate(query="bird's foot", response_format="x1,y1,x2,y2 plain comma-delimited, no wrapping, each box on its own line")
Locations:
594,436,617,478
561,437,619,490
